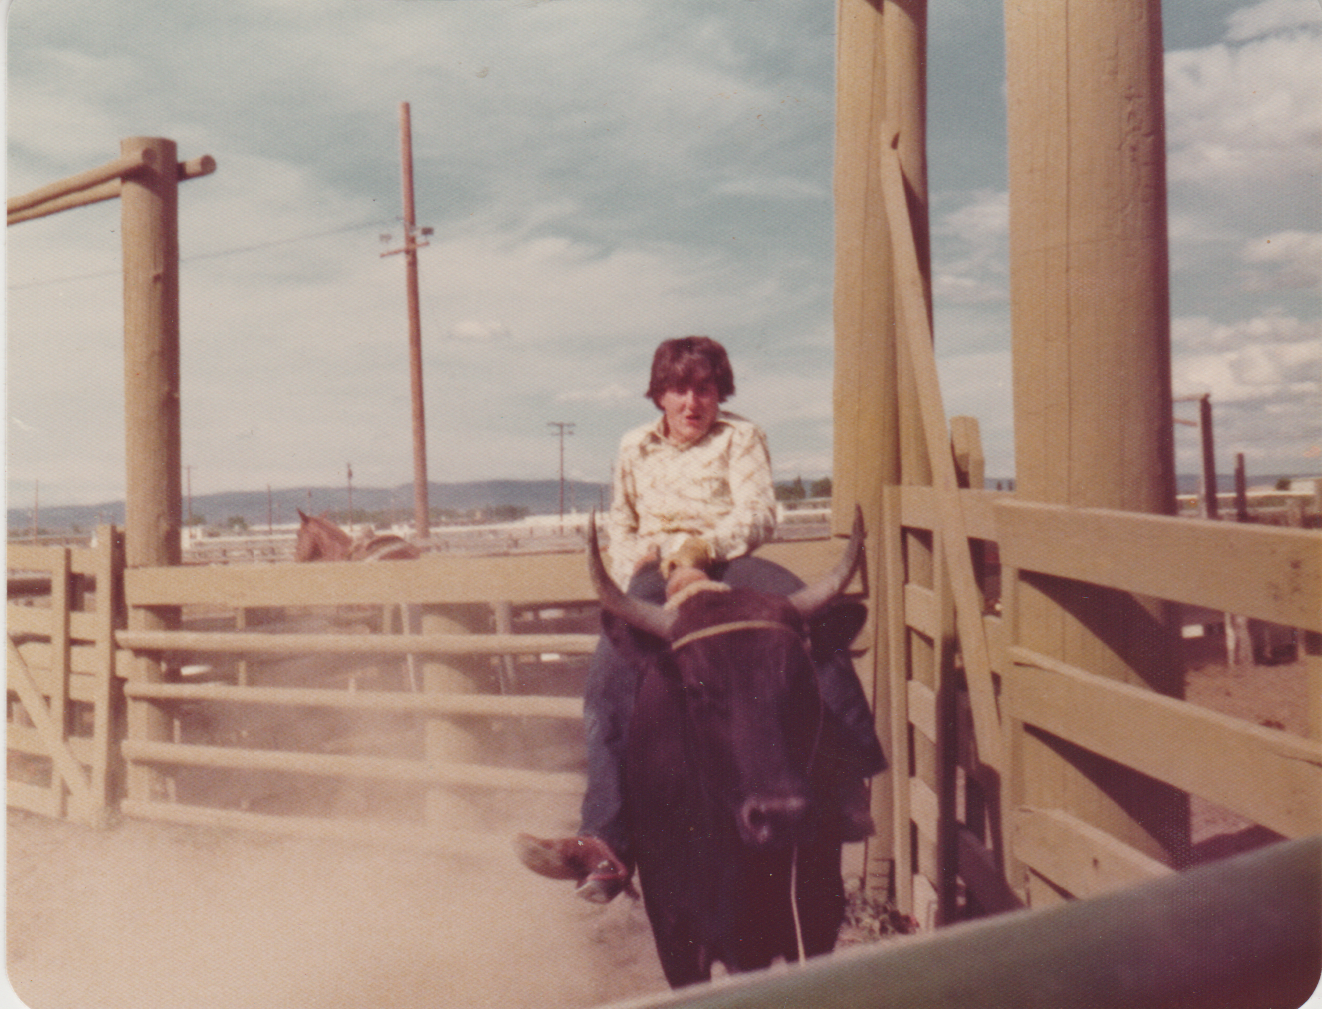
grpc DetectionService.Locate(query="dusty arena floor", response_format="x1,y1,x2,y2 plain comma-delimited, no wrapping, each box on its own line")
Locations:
7,806,668,1009
7,633,1310,1009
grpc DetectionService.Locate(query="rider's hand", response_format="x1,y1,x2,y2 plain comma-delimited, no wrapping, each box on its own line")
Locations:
660,536,713,578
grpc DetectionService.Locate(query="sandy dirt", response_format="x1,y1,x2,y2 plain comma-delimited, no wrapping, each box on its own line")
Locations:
7,807,668,1009
6,630,1310,1008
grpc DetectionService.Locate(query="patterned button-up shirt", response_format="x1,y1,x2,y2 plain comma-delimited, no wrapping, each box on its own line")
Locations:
606,411,777,586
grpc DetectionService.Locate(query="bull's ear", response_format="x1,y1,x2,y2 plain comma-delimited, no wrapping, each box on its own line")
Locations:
808,600,868,661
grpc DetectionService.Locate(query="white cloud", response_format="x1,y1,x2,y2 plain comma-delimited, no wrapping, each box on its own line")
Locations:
449,319,512,342
1165,29,1322,189
557,382,636,405
932,189,1010,306
1237,229,1322,291
1173,310,1319,353
1225,0,1322,41
1173,313,1320,407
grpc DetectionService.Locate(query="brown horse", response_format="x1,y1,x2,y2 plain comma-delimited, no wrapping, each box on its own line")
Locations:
294,510,423,688
294,510,421,562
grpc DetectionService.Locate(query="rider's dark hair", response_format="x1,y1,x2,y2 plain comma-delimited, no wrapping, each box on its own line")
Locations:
646,336,735,407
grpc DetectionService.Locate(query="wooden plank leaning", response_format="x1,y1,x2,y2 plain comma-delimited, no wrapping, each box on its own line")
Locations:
877,130,1004,772
6,636,97,824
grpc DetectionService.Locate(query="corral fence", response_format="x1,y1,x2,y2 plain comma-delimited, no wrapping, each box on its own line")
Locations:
8,480,1318,906
7,534,846,855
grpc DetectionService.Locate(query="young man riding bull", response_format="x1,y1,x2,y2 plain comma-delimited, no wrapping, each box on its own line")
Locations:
516,336,886,903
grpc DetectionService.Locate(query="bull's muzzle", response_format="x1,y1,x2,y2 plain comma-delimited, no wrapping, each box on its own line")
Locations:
739,794,808,847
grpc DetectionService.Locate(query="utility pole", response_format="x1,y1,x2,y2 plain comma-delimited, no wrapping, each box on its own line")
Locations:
1175,394,1218,518
381,102,434,540
347,462,354,527
548,421,575,529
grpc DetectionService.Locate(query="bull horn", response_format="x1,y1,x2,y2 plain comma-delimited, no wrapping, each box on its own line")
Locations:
787,505,866,618
586,512,678,641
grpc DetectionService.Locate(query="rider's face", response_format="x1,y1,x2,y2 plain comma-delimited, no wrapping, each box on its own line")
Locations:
659,379,721,446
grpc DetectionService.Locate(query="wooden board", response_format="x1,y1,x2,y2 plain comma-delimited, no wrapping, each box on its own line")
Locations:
1006,647,1322,839
1012,807,1173,901
997,500,1321,631
123,738,585,794
124,538,846,609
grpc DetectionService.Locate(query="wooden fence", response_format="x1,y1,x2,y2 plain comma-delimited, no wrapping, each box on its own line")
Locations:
869,133,1322,926
883,482,1322,926
6,530,124,826
106,537,844,853
10,497,1316,932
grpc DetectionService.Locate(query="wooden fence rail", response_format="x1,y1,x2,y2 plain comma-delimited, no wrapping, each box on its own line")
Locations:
997,500,1321,632
116,629,599,657
594,835,1321,1009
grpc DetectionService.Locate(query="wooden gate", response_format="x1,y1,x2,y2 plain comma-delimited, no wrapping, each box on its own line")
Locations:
7,527,125,826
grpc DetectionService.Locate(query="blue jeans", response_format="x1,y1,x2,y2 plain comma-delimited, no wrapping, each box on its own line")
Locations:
580,555,886,861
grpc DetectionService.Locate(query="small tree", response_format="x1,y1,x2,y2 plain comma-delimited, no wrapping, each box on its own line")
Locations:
775,477,807,502
810,476,832,499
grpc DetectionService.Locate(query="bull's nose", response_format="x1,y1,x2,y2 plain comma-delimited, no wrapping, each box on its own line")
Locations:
739,794,808,846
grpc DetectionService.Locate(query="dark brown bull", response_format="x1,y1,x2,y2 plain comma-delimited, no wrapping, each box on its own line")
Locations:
588,509,867,987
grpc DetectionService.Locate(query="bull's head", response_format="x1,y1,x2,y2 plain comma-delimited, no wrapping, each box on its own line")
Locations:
586,505,866,642
588,508,867,848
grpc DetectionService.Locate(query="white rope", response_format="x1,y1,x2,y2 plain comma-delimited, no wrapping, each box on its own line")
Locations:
670,619,797,652
789,686,828,967
790,844,807,963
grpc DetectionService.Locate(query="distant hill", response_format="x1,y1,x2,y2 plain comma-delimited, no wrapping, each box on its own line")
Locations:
10,473,1303,533
10,480,611,533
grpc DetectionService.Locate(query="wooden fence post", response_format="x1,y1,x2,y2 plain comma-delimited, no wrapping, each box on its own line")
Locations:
1004,0,1190,899
833,0,903,903
120,137,183,803
91,525,126,816
420,604,489,829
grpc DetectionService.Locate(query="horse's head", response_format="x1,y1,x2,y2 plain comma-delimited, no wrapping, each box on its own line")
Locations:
295,510,352,562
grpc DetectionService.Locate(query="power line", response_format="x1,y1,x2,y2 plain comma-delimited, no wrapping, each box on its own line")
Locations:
6,218,394,290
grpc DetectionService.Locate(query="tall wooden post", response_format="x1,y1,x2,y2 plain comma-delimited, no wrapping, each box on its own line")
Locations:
1005,0,1190,896
834,0,929,902
120,136,182,800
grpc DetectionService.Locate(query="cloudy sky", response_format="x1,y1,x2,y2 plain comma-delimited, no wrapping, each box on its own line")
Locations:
5,0,1319,510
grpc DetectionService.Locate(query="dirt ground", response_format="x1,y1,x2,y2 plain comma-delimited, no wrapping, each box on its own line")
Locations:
6,631,1311,1009
6,803,669,1009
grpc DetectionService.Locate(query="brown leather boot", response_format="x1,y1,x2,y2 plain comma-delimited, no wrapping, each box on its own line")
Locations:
513,834,632,903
